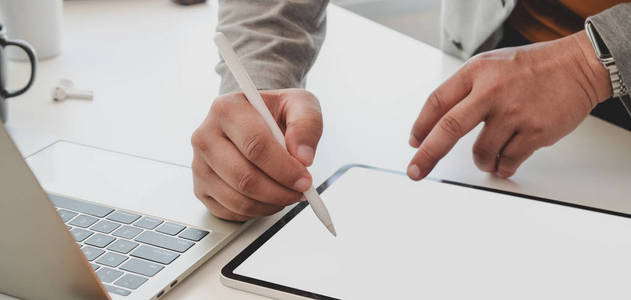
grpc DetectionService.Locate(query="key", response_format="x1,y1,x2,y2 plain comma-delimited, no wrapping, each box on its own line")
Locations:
134,217,163,230
96,267,123,283
70,228,93,242
107,210,141,224
103,284,131,296
135,231,193,253
85,233,116,248
120,258,163,277
91,220,120,234
81,246,105,261
114,273,148,290
69,215,99,228
96,252,128,267
156,222,185,235
57,209,78,222
178,228,209,241
131,245,179,265
107,239,139,254
112,225,143,239
50,194,113,217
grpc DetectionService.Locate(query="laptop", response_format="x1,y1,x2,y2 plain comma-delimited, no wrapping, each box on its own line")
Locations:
0,123,250,299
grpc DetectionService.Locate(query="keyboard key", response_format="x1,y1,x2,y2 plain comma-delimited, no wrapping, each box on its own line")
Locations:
90,220,120,234
96,267,123,283
107,210,141,224
81,246,105,261
50,194,114,217
179,228,209,241
57,209,78,222
85,233,116,248
70,228,93,242
107,239,139,254
114,273,148,290
69,215,99,228
136,231,193,253
112,225,143,239
120,258,163,277
131,245,179,265
90,263,100,271
104,284,131,296
134,217,163,230
156,222,185,235
96,252,128,267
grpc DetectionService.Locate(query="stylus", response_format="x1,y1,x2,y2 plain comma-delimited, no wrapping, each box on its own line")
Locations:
214,32,337,237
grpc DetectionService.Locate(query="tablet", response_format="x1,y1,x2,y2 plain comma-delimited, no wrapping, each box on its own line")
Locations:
222,165,631,300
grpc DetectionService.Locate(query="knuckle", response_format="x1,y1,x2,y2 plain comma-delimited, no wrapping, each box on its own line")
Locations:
191,129,210,153
504,102,523,117
418,147,437,165
237,171,257,195
427,91,444,113
439,115,464,138
243,134,268,163
210,96,234,119
193,188,206,201
191,160,205,177
466,56,487,73
235,199,258,216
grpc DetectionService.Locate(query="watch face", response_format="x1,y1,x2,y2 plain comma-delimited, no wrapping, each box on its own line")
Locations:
586,21,612,60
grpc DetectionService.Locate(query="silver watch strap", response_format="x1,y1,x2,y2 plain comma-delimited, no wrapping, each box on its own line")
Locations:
604,60,628,98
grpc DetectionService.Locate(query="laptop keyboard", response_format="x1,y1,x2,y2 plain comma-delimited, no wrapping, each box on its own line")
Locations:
50,194,209,297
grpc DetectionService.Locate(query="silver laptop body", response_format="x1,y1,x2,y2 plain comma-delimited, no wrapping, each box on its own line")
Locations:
0,123,248,299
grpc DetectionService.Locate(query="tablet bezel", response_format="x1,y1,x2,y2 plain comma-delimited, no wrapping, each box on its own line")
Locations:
221,164,631,300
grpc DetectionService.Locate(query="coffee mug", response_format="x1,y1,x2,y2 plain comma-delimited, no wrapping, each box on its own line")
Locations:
0,24,37,123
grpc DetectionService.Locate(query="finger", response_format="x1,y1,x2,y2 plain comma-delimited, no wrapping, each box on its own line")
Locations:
407,94,488,180
219,95,313,192
192,155,252,221
199,195,251,222
199,131,302,206
281,91,323,166
409,68,473,148
472,117,517,172
195,158,285,217
495,133,538,178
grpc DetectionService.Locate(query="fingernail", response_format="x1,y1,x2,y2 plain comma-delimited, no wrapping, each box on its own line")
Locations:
297,145,315,165
407,164,421,180
294,177,311,192
409,135,420,148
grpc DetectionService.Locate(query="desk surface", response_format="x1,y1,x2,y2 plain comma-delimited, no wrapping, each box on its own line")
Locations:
5,0,631,299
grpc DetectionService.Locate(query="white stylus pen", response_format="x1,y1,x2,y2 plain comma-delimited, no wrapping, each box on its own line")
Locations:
214,32,337,237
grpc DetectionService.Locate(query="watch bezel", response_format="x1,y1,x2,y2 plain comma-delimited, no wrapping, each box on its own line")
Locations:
585,20,613,61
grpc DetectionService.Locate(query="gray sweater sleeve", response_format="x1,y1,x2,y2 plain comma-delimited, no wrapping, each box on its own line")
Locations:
215,0,328,94
588,3,631,103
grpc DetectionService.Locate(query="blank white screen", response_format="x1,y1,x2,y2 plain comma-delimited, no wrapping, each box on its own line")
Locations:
234,167,631,299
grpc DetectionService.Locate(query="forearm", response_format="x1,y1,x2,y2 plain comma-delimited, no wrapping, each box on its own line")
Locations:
216,0,328,94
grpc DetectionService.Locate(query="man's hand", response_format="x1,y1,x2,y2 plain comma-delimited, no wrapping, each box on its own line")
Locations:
408,30,612,180
192,89,323,221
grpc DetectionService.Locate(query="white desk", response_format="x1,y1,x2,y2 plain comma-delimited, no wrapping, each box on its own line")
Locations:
5,1,631,299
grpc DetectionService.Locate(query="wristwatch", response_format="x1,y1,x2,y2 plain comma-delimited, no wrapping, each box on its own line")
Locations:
585,19,631,116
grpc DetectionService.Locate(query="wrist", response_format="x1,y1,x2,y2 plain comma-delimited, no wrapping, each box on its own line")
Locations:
573,30,612,104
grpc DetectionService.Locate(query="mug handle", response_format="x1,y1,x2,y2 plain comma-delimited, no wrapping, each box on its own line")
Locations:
1,38,37,98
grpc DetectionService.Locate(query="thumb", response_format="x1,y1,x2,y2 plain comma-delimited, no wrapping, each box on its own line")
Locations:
281,90,323,167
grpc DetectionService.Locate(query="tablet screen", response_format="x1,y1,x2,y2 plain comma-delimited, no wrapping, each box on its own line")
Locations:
225,166,631,299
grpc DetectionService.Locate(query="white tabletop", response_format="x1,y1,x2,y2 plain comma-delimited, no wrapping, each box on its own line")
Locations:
5,0,631,299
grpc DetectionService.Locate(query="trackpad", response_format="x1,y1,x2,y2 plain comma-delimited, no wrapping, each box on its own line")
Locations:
26,141,239,234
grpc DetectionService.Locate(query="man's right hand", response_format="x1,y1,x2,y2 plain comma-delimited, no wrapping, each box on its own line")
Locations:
191,89,323,221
